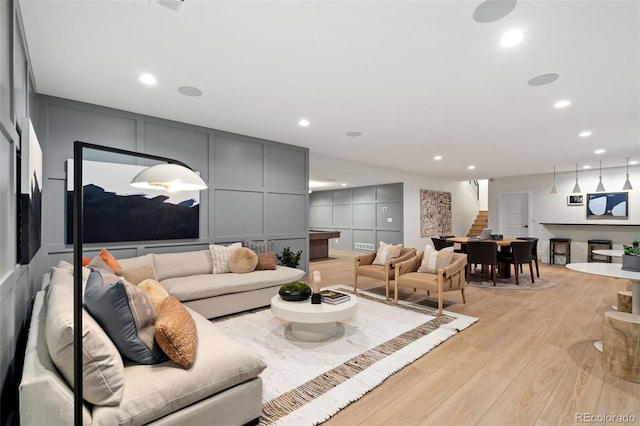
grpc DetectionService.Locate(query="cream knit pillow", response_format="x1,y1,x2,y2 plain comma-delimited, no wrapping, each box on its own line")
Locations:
209,243,242,274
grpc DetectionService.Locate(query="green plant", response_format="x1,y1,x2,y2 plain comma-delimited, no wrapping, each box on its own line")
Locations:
280,281,310,292
623,239,640,256
276,246,303,268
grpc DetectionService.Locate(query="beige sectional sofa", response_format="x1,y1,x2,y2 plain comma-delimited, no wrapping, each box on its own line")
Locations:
19,248,305,425
118,249,305,319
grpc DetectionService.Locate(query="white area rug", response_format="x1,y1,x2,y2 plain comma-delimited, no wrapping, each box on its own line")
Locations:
214,286,478,425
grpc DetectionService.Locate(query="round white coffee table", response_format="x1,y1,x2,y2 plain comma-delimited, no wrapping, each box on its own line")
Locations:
270,294,358,341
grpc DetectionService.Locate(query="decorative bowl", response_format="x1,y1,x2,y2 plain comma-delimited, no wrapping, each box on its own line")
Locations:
279,282,311,301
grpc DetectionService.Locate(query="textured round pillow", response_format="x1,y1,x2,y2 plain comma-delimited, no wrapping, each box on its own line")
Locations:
228,247,258,273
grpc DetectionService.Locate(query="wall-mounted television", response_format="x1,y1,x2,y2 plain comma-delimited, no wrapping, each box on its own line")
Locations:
586,192,628,219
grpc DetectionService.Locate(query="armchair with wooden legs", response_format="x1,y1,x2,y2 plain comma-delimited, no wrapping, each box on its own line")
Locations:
394,251,468,316
353,247,416,300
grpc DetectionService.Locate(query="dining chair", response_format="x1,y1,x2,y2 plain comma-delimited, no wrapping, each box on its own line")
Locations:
465,240,498,285
502,240,535,285
431,237,454,251
516,237,539,278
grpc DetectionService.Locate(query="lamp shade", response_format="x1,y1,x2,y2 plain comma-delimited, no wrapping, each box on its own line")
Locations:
130,163,207,191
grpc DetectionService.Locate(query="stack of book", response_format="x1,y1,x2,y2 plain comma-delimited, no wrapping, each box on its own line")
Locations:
318,290,351,305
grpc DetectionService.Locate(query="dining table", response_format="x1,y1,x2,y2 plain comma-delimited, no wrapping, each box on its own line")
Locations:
446,236,523,278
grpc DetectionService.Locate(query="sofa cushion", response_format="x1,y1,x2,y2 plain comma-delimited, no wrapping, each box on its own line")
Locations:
98,248,122,272
117,253,154,270
255,252,277,270
87,255,121,285
155,296,198,369
45,268,125,406
372,241,403,265
91,308,267,426
162,266,305,302
210,243,242,274
418,245,454,273
84,270,166,364
116,263,157,285
138,279,169,314
242,239,275,254
153,250,213,281
228,248,258,273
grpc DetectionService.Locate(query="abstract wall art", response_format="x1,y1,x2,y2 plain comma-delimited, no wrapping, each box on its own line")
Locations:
420,189,452,237
586,192,628,219
19,118,43,264
66,159,201,243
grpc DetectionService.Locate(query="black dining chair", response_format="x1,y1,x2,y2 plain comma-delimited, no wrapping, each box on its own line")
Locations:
431,237,454,251
465,240,499,285
502,240,535,285
517,237,539,278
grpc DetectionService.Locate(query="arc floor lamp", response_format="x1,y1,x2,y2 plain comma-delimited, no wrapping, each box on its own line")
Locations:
72,141,207,425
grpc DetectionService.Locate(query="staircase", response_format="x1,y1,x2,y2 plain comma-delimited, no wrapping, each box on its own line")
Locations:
467,210,488,237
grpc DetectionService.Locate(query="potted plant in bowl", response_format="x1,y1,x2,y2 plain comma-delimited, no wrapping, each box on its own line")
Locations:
622,239,640,272
278,281,311,301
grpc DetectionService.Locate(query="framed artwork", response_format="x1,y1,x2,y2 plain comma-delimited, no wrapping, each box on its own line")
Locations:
19,118,43,264
420,189,452,237
567,194,583,206
66,159,200,244
586,192,628,219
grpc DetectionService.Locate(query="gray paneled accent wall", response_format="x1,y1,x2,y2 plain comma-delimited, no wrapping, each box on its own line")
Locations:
309,183,403,253
1,2,40,423
36,95,310,275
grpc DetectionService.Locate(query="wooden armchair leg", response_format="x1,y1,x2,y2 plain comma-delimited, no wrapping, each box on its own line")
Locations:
385,277,390,301
534,260,540,278
460,288,466,303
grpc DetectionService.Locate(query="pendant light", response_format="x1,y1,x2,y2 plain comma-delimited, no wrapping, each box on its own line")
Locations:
550,165,558,194
595,161,606,192
572,163,581,194
623,157,634,190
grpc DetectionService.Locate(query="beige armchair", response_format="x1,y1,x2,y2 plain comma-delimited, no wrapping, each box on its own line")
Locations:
353,248,417,300
394,251,467,316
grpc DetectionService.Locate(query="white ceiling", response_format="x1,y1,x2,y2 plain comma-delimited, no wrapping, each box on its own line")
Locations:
18,0,640,187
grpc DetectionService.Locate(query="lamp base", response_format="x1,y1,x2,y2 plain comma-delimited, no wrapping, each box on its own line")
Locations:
311,293,322,304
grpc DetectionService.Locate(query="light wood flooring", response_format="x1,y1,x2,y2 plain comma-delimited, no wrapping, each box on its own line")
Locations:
306,250,639,426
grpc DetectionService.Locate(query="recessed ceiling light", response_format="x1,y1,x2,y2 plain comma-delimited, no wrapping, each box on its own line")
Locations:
630,160,639,165
468,165,476,170
346,131,362,137
473,0,517,23
554,100,571,109
579,131,592,137
341,183,347,187
528,73,559,87
177,86,203,97
500,29,524,47
434,155,442,161
594,149,606,154
138,73,157,86
583,165,592,169
298,119,310,127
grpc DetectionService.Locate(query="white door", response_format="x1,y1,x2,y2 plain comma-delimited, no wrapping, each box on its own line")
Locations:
499,192,530,238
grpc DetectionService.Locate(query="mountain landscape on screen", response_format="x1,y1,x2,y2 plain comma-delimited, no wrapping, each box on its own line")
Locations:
66,184,199,243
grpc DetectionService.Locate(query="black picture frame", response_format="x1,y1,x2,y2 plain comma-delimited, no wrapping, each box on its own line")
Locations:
567,194,583,206
586,192,629,219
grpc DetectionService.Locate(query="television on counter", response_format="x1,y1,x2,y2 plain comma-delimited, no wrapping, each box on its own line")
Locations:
586,192,628,219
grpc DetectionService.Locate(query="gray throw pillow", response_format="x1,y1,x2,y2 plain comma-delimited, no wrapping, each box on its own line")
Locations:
241,239,275,254
84,270,167,364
